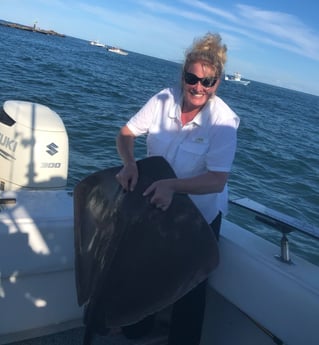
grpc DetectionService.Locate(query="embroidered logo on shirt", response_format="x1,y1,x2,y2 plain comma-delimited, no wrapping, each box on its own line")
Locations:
194,137,204,143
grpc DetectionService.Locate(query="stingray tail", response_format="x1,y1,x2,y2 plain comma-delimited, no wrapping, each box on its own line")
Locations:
83,326,94,345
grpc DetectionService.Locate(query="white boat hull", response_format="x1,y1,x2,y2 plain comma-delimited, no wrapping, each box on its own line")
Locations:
208,219,319,345
107,48,128,55
226,79,250,85
0,190,82,344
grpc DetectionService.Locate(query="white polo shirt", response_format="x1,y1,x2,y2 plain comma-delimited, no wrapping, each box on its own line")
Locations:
127,87,240,223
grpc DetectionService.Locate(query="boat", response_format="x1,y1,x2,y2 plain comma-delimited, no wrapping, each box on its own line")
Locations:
225,72,250,85
0,100,82,345
1,100,318,345
89,40,106,48
107,47,128,56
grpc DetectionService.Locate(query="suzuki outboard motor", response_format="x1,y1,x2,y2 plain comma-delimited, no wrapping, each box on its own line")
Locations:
0,100,68,191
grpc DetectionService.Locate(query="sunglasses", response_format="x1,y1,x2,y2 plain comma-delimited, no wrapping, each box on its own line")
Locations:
184,72,218,88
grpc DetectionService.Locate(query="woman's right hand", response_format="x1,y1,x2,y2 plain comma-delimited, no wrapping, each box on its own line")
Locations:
115,161,138,192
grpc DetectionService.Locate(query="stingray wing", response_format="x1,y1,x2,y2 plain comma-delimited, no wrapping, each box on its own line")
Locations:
74,156,219,331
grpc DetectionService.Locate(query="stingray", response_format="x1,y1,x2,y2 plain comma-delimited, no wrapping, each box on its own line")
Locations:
73,156,219,344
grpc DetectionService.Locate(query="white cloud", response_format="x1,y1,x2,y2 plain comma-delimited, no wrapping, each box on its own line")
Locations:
236,4,319,61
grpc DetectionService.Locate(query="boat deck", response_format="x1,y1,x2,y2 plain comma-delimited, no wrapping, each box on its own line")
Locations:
8,324,167,345
7,288,275,345
9,328,167,345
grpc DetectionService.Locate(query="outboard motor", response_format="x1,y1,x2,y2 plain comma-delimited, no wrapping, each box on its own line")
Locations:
0,100,68,191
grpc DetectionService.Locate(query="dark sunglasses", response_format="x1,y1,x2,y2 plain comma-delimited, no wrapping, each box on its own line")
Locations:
184,72,218,88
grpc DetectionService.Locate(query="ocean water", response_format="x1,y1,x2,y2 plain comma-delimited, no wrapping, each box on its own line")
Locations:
1,24,318,263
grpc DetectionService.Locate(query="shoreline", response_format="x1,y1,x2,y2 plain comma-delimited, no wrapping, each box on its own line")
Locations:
0,21,65,37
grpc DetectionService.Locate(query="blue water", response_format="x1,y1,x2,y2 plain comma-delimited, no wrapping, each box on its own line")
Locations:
1,24,318,263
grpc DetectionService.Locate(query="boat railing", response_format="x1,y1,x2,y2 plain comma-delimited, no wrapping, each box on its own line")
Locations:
230,197,319,264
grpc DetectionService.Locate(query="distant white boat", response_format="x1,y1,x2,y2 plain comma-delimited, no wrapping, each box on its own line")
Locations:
90,40,106,48
225,72,250,85
107,47,128,56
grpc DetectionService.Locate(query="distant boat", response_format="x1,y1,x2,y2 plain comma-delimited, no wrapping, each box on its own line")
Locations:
90,40,106,48
225,72,250,85
107,47,128,56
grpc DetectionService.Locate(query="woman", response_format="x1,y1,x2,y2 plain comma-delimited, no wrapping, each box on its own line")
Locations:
116,32,239,345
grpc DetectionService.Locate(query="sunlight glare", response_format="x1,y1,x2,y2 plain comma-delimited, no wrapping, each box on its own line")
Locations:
25,292,47,307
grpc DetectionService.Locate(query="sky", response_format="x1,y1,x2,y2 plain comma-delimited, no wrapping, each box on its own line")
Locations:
2,0,319,96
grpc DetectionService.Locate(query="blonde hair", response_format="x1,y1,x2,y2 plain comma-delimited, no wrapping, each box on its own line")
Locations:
183,33,227,77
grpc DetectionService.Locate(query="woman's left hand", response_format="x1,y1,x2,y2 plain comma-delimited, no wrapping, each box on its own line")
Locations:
143,179,175,211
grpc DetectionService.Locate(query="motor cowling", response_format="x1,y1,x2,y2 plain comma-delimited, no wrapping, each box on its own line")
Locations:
0,100,68,191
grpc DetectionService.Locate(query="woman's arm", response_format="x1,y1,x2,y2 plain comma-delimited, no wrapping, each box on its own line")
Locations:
170,171,228,194
116,125,138,191
143,171,229,211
